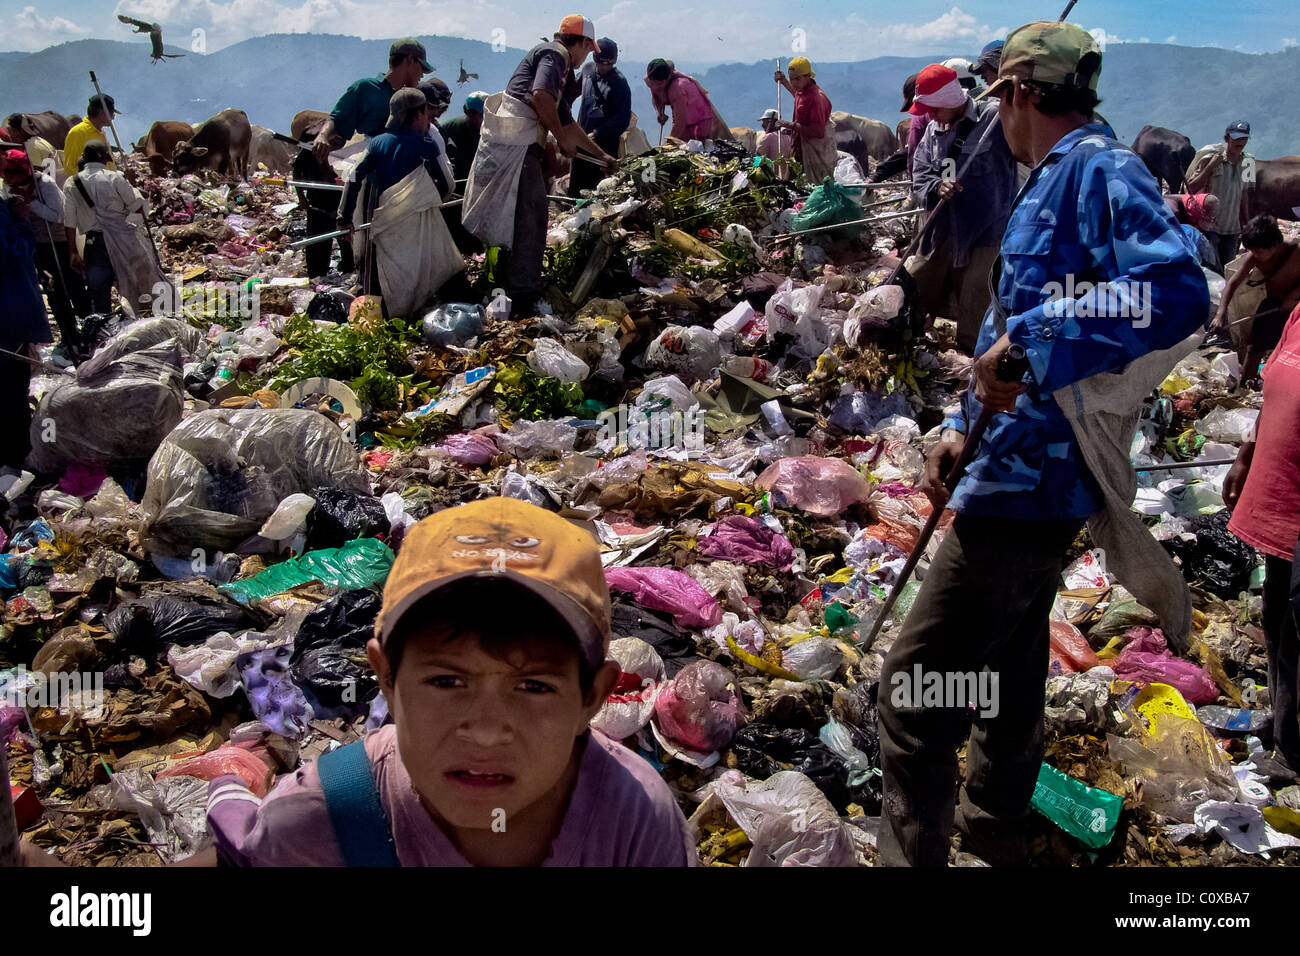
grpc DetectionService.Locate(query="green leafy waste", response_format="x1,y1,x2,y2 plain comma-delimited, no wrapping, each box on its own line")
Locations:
493,360,584,423
265,312,419,409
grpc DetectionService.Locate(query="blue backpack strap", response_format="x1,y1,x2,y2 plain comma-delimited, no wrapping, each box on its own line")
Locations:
316,740,401,867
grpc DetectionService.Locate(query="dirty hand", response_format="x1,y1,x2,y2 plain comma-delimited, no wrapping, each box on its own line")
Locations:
68,250,84,274
923,429,966,507
937,180,962,200
1222,455,1251,511
657,111,668,126
600,152,618,172
335,215,353,236
1210,308,1229,330
311,131,335,165
973,333,1027,413
774,70,786,84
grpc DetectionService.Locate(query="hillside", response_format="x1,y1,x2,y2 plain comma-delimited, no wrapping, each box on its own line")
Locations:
3,36,1298,158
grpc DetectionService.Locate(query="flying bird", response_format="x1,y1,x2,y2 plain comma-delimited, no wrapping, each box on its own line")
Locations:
457,58,478,86
117,14,185,63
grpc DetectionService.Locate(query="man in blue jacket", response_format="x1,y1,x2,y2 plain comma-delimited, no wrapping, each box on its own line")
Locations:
876,21,1210,867
568,37,631,197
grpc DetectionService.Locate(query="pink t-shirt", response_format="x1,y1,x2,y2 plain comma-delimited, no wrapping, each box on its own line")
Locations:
1229,302,1300,560
757,129,794,161
208,724,697,866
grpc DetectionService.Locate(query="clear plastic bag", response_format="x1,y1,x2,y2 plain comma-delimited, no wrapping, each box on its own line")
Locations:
591,637,665,740
497,418,578,459
527,338,590,383
653,659,743,753
712,771,859,867
756,456,873,516
646,325,722,384
141,408,371,559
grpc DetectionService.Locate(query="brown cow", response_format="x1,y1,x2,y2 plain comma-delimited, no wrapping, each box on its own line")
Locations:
291,109,330,143
6,110,76,148
173,108,252,178
250,125,297,174
830,112,897,162
1244,156,1300,222
140,120,195,175
895,117,910,146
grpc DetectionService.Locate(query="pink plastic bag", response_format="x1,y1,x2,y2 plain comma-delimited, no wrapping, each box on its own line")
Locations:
697,515,794,570
60,462,108,498
1049,621,1101,675
653,660,744,753
440,433,499,467
756,456,872,516
605,566,723,629
156,743,275,797
1111,626,1219,704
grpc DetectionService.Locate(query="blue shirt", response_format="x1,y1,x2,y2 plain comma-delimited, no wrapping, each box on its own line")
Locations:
0,201,52,352
942,122,1210,520
577,64,632,147
340,127,445,220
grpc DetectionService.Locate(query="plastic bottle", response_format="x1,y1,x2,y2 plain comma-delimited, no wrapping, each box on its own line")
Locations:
1196,705,1271,733
1030,762,1122,849
720,355,774,383
208,356,237,390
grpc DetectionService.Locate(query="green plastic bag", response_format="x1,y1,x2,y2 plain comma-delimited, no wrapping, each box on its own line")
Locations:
222,538,395,604
791,181,860,234
824,601,855,635
1031,762,1123,849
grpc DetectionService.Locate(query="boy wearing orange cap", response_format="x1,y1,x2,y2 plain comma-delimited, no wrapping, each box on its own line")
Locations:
205,498,696,866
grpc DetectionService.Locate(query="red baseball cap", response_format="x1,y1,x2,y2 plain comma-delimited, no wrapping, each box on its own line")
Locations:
909,63,958,115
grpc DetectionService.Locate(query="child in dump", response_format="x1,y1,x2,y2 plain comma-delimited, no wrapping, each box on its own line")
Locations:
205,497,697,866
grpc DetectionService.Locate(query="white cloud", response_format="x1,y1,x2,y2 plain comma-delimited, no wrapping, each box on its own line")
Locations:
11,5,91,50
1166,35,1176,43
1283,38,1298,48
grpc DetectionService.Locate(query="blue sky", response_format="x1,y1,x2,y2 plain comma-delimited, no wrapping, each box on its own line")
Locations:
5,0,1297,61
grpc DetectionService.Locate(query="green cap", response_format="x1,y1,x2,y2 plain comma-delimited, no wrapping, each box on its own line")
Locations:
979,20,1101,100
390,37,433,72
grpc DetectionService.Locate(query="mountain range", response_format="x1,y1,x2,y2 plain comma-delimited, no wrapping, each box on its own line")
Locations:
3,35,1298,160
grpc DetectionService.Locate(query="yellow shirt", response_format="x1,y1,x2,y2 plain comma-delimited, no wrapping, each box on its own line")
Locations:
62,118,113,177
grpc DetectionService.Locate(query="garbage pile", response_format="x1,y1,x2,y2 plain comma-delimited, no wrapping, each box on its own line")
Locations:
3,141,1298,868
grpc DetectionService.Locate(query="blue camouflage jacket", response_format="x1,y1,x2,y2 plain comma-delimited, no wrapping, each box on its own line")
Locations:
942,122,1210,520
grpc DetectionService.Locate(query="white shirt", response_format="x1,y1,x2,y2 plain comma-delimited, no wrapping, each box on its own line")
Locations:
62,162,148,233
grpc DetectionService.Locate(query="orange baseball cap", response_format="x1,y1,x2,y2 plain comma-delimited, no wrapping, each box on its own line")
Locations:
559,14,597,41
376,498,611,667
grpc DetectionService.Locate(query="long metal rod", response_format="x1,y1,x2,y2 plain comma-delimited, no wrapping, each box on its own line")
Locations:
772,207,921,242
1135,458,1236,472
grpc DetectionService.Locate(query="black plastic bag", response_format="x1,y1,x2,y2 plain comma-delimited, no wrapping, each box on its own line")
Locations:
728,722,881,813
610,600,697,677
290,589,381,716
106,594,255,656
1161,510,1259,596
304,487,390,551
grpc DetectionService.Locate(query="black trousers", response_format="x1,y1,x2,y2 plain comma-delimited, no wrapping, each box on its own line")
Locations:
876,514,1083,866
1264,551,1300,769
305,206,355,278
34,241,90,352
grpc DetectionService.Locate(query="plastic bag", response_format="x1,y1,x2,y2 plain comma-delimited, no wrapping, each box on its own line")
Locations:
141,408,371,559
527,338,590,383
290,589,382,716
790,181,861,233
107,770,209,863
1088,586,1161,641
635,375,697,414
714,301,758,342
221,537,395,603
106,593,256,654
421,303,486,347
440,432,499,467
591,637,665,740
1161,510,1259,596
27,340,185,474
237,641,314,738
756,456,873,516
90,316,206,365
765,280,832,356
653,660,743,753
782,637,846,681
1194,406,1258,443
157,743,274,797
1030,762,1122,849
1111,627,1218,703
605,566,723,629
304,488,390,550
646,325,722,384
713,771,859,866
697,515,794,569
258,493,315,543
1107,715,1237,821
843,285,906,346
1049,621,1101,675
167,631,245,697
497,419,578,459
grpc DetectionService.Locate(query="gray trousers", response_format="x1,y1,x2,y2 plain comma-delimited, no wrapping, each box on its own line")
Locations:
876,514,1082,866
504,143,548,307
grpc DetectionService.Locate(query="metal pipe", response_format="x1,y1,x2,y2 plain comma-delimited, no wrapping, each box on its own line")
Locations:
1135,458,1237,472
771,207,921,242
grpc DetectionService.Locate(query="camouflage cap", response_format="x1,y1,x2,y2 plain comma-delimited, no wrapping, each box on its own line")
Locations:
978,21,1102,100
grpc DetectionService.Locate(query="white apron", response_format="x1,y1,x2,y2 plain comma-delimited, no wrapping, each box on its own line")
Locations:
462,92,542,248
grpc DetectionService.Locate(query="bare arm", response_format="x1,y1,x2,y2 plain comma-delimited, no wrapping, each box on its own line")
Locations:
1213,253,1255,325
